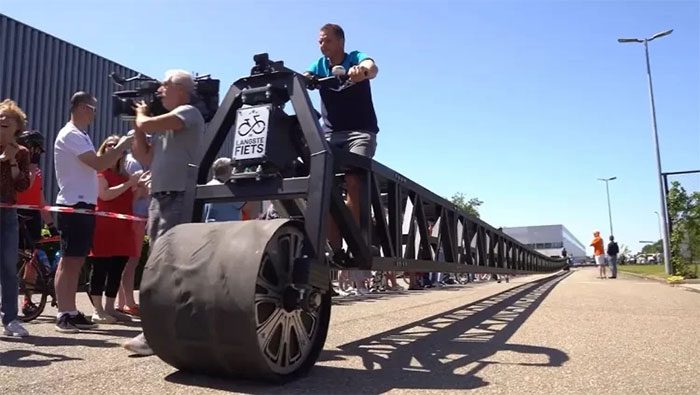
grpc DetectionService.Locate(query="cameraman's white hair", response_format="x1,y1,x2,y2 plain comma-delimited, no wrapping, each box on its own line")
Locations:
164,69,195,93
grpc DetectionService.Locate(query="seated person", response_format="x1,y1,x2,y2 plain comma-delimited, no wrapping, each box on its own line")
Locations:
203,157,252,221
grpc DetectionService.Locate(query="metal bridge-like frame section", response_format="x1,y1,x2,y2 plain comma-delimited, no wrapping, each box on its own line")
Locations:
336,152,563,275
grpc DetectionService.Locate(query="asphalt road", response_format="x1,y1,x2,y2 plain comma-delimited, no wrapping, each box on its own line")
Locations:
1,268,698,394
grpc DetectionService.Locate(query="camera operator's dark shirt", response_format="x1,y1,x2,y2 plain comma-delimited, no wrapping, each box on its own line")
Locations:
308,51,379,134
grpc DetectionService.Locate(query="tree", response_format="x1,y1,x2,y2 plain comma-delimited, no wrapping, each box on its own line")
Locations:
450,192,482,218
641,240,663,254
666,181,700,278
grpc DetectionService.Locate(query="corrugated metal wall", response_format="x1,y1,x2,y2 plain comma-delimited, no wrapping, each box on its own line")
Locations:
1,13,236,202
0,13,146,202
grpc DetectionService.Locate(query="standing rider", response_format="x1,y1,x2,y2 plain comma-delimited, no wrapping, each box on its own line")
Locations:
304,23,379,268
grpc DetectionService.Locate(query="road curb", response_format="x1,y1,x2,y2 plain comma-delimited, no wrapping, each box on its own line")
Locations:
620,271,700,294
620,271,666,283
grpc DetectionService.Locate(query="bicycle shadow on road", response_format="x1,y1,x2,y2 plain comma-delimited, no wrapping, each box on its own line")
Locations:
331,284,470,306
164,272,570,394
307,272,572,393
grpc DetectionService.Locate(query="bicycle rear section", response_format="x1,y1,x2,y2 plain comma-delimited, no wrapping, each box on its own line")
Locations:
138,54,567,382
16,214,59,322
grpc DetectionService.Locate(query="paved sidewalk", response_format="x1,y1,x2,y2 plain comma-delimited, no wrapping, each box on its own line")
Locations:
619,270,700,294
1,268,698,394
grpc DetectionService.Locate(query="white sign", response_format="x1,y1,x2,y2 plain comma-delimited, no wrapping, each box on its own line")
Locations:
232,105,270,160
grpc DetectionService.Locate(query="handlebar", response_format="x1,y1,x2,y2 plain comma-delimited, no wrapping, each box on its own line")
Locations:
305,74,352,91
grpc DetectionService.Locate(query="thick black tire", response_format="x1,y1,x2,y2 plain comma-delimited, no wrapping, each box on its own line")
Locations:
140,219,331,382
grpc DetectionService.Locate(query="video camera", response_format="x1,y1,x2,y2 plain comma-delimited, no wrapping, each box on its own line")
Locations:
109,72,220,122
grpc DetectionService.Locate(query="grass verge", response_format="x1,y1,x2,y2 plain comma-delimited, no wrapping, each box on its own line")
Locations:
619,264,700,279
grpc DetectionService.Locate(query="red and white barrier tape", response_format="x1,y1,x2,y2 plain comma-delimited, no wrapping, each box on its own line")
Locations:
0,203,146,222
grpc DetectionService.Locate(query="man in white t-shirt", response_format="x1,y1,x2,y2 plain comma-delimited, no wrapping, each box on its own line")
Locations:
53,91,132,333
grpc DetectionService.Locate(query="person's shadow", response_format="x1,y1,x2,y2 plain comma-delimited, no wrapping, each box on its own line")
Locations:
165,272,571,394
0,349,81,368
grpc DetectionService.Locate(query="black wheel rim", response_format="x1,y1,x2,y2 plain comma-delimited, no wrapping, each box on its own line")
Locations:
255,228,321,375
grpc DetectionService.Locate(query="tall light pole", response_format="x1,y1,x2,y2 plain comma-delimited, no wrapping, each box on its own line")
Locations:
597,177,617,236
618,29,673,275
654,211,663,264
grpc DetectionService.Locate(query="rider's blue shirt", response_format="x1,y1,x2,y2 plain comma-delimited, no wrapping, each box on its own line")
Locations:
307,51,379,134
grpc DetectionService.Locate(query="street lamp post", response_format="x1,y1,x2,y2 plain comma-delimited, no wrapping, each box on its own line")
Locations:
597,177,617,236
618,29,674,275
654,211,663,264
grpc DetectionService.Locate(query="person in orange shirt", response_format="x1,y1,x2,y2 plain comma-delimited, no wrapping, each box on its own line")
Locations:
590,230,607,279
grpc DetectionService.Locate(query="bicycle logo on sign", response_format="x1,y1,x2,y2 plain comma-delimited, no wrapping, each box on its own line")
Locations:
237,113,267,137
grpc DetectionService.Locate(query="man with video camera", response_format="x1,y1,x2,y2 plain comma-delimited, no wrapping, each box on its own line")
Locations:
123,69,205,356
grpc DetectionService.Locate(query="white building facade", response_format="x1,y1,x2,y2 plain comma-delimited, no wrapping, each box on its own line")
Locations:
502,225,587,262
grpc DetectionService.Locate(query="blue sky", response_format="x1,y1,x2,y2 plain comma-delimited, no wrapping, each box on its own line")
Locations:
2,0,698,254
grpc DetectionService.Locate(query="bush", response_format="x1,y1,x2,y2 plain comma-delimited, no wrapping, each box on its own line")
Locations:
671,223,696,279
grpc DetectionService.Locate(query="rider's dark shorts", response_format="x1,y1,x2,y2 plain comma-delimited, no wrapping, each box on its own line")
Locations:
18,209,42,248
325,130,377,158
56,202,96,257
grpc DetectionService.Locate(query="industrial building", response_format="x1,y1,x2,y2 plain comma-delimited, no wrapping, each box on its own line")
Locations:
0,13,235,202
502,224,587,262
0,13,148,201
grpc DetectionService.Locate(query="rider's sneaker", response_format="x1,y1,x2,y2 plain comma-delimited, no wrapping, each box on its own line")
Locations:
330,248,350,266
354,287,369,296
3,320,29,337
55,313,79,333
21,301,39,318
72,312,98,329
91,312,117,324
123,333,154,356
106,310,133,323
